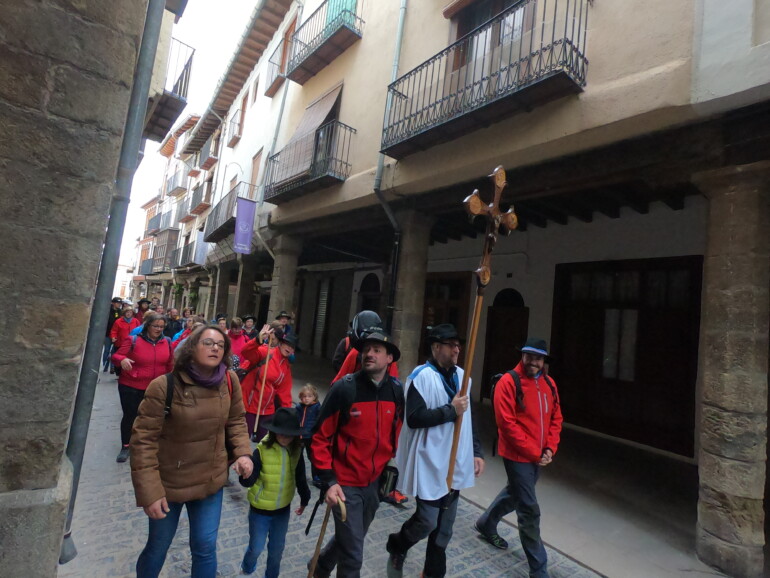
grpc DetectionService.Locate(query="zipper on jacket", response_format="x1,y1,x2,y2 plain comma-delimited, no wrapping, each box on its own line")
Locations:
535,378,544,451
372,389,380,480
276,446,288,508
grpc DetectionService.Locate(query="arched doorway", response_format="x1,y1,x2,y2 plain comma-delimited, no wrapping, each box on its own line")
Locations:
480,287,529,401
358,273,381,312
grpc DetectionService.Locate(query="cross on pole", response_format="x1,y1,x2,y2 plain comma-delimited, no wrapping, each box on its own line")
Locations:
446,166,518,490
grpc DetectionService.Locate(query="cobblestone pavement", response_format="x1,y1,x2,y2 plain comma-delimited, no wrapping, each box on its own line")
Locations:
58,371,601,578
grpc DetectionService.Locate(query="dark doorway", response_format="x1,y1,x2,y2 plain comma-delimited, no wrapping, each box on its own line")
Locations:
420,272,472,366
256,291,270,328
358,273,381,312
480,288,529,401
551,256,703,457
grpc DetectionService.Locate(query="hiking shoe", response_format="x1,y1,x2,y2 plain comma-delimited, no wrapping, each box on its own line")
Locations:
116,446,130,463
383,489,408,505
306,559,331,578
474,521,508,549
386,550,406,578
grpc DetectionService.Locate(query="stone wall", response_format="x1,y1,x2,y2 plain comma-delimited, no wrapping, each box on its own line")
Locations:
0,0,147,575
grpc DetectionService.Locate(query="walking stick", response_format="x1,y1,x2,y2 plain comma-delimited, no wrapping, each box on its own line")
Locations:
251,344,273,442
307,497,347,578
445,166,518,491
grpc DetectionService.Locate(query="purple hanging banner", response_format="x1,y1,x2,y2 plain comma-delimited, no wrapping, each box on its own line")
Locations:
233,196,257,254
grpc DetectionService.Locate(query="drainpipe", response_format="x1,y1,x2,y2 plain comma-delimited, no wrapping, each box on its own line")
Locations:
374,0,408,333
59,0,165,564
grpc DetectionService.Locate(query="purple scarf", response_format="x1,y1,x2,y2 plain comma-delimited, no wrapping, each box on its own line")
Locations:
186,362,227,389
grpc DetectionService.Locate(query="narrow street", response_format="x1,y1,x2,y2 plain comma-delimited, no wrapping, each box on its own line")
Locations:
57,365,600,577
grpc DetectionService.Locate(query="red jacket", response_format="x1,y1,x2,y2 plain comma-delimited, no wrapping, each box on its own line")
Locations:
312,371,404,487
495,362,563,463
331,346,400,384
171,328,190,350
240,341,292,415
110,316,140,344
228,331,250,364
112,334,174,391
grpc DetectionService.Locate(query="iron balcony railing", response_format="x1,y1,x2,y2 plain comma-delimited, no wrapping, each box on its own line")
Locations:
381,0,589,157
178,242,198,267
157,210,175,232
287,0,363,82
200,134,219,170
189,182,211,214
166,38,194,99
139,258,154,276
227,110,242,148
146,213,162,236
173,199,188,224
265,120,355,203
166,169,187,197
203,181,257,243
265,39,286,97
169,247,181,268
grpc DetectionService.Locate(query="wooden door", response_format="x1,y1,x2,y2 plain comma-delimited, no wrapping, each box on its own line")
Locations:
420,272,472,366
480,305,529,401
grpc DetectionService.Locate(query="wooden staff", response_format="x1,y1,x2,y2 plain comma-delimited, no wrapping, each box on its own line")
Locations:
307,497,347,578
446,166,518,491
251,343,273,441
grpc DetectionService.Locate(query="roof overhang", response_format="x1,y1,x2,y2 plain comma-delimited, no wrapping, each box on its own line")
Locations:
159,113,201,157
182,0,294,155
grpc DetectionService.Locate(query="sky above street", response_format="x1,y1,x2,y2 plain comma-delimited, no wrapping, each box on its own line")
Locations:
120,0,259,263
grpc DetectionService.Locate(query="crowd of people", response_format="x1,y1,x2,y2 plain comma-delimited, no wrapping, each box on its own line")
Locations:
103,298,563,578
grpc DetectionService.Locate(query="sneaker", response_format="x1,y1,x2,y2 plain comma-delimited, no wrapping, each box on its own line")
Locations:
474,521,508,549
306,559,331,578
116,446,130,463
383,489,408,505
386,550,406,578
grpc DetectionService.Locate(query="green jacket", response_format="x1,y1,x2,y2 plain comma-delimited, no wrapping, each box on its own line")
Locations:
247,441,302,511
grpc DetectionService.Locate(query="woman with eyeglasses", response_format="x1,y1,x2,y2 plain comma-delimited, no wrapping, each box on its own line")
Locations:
112,312,174,464
130,324,253,578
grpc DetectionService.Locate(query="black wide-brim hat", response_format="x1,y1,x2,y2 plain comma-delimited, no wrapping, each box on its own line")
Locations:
138,298,151,305
360,331,401,362
279,333,298,348
275,310,293,320
266,407,302,436
426,323,465,345
242,315,256,323
517,338,551,359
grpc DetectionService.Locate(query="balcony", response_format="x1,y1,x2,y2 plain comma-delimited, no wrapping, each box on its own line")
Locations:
203,181,257,243
145,213,162,237
265,40,287,97
139,258,154,276
165,169,188,197
175,242,202,268
156,210,176,232
144,38,195,142
265,120,355,204
381,0,589,159
188,152,201,177
152,228,180,273
174,198,193,224
189,182,212,215
169,247,181,268
200,134,219,171
226,110,242,148
286,0,363,85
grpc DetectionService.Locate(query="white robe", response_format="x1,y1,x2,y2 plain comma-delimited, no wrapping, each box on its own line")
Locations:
395,363,475,501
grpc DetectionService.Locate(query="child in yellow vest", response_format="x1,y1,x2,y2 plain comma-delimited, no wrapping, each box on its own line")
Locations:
238,407,310,576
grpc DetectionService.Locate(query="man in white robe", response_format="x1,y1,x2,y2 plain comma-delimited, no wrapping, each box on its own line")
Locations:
387,324,485,578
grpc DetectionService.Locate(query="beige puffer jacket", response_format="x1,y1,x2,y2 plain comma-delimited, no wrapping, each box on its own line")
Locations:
130,369,252,507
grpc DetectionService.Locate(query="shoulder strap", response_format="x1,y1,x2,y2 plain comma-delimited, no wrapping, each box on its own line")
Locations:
164,373,174,418
226,370,233,396
543,374,558,407
509,370,525,411
338,374,357,427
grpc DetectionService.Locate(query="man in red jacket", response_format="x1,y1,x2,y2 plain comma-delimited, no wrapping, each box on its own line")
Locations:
474,338,563,578
310,331,404,578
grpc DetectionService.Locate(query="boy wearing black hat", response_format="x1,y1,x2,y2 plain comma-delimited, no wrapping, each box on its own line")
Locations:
310,331,404,578
474,337,563,578
386,323,485,578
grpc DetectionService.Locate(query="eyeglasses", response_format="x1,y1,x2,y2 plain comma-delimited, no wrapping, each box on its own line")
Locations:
440,342,461,350
149,324,165,330
201,338,226,349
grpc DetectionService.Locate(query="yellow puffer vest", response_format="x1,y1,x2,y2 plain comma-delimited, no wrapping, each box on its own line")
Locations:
247,441,300,511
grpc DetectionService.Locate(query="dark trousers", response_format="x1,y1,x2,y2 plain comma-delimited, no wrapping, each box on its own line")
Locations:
245,412,273,442
477,460,549,578
301,438,317,479
102,337,114,369
118,384,146,446
387,491,460,578
317,480,380,577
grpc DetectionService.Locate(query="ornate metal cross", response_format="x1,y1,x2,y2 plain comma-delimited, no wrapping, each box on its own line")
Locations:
447,166,518,490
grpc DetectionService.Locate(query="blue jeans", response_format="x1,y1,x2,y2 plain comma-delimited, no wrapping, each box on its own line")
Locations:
136,489,223,578
102,336,113,369
477,460,549,578
241,507,290,577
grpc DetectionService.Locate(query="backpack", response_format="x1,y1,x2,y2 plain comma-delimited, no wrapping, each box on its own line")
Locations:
130,334,172,354
489,370,558,456
163,370,233,418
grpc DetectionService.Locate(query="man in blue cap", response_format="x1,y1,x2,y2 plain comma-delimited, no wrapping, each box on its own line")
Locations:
474,337,563,578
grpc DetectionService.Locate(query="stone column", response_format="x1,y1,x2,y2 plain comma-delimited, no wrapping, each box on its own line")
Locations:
233,256,258,319
391,210,433,380
693,162,770,578
212,264,231,319
268,235,302,319
203,270,216,319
